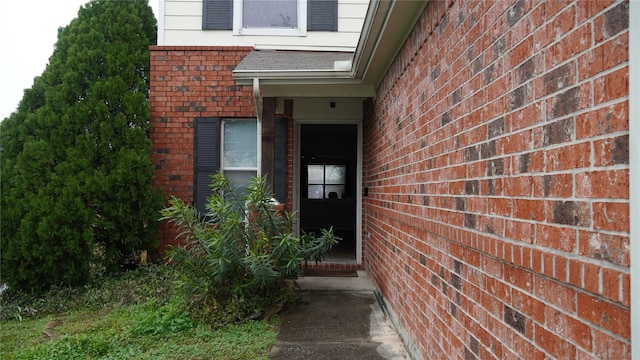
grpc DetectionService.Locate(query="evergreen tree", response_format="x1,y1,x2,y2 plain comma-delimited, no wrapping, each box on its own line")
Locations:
1,0,162,293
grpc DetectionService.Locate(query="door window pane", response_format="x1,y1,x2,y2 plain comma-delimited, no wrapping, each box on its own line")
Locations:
325,165,346,184
325,185,344,199
307,165,324,184
308,185,324,199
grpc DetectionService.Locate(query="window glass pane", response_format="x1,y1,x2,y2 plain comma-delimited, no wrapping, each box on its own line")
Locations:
225,170,257,196
243,0,298,28
325,165,346,184
223,121,256,168
325,185,344,199
308,185,323,199
307,165,324,184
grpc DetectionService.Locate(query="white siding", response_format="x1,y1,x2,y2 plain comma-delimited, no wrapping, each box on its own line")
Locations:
165,0,201,15
160,0,369,51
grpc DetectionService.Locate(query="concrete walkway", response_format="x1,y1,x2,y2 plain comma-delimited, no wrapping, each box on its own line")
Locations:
270,271,408,360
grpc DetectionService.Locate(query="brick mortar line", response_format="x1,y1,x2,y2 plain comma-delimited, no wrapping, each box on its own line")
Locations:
412,69,628,136
369,154,630,178
364,203,630,271
378,2,599,107
368,135,630,170
438,275,631,360
365,207,630,257
380,21,629,131
366,196,625,236
372,198,630,211
385,97,628,163
368,226,631,357
375,0,467,105
396,262,548,360
366,172,630,192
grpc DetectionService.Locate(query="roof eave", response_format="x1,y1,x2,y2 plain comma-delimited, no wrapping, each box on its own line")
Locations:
232,0,428,91
237,72,375,97
355,0,428,85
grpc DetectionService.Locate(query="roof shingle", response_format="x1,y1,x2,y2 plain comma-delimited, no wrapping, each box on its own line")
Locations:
235,50,353,72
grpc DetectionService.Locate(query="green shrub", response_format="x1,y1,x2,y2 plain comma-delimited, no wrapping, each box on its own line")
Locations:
0,0,162,294
160,173,339,324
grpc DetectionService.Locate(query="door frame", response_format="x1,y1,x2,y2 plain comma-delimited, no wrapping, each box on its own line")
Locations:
292,119,363,264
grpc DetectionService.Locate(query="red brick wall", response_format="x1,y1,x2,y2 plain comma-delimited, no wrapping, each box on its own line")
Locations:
149,46,254,250
363,1,630,359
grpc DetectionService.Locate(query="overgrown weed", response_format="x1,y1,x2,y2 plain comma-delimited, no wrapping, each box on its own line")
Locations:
1,264,176,322
0,265,277,359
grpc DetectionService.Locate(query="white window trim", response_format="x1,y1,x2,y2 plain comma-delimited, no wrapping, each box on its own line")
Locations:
221,118,259,175
233,0,307,36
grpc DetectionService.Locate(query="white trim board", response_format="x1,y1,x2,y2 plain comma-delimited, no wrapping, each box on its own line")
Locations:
629,1,638,358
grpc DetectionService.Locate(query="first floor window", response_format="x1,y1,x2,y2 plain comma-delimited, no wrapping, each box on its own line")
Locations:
194,116,287,214
222,119,257,194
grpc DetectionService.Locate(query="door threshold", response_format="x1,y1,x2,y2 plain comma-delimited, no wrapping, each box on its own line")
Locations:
302,261,362,271
326,256,357,263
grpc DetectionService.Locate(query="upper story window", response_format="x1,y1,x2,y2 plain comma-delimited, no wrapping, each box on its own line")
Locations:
236,0,305,36
203,0,337,34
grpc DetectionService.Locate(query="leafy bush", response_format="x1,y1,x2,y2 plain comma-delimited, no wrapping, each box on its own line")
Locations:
0,0,163,294
160,173,339,324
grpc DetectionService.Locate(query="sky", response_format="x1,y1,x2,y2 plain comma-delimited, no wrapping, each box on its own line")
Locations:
0,0,159,120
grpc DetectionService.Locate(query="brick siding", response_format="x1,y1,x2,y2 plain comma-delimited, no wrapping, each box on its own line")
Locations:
362,0,630,359
149,46,255,250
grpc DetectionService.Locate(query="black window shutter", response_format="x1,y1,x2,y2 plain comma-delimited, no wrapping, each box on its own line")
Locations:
274,117,288,204
308,0,338,31
203,0,233,30
194,117,220,214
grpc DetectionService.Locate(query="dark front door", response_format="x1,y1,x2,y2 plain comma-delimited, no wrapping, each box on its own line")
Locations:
299,124,357,260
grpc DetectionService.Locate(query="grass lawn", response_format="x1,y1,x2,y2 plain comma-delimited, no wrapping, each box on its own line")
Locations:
0,266,278,359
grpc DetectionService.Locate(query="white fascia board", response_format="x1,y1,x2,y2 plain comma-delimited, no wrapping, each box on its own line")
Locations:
629,1,639,358
234,71,357,86
351,0,393,80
